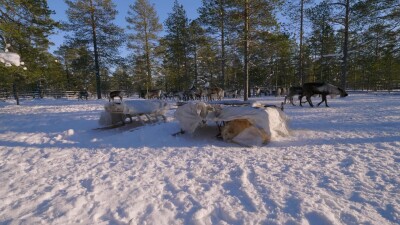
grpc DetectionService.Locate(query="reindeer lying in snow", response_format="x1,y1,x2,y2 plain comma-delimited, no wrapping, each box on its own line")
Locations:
300,82,348,107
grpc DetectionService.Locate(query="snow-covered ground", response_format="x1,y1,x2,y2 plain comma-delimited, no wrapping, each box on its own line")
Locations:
0,93,399,225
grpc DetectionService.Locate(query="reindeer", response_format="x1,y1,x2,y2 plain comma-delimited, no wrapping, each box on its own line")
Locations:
252,86,261,97
284,86,303,106
109,90,123,102
300,82,348,107
145,89,162,99
196,87,209,100
206,87,224,101
78,90,89,100
183,86,198,101
225,89,239,98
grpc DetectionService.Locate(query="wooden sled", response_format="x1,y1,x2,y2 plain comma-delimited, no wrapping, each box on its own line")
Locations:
98,100,169,130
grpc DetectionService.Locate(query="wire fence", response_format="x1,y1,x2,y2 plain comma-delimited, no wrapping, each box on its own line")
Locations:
0,90,139,101
1,88,399,102
0,90,87,100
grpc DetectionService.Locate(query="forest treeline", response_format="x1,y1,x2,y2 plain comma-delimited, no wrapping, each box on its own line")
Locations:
1,0,399,99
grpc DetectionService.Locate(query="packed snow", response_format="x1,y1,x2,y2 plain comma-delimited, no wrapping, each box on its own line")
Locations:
0,93,399,225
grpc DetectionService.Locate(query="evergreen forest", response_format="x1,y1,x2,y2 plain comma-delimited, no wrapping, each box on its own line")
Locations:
1,0,399,100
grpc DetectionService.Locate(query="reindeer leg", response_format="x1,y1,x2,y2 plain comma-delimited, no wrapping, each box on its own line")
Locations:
317,98,324,107
324,95,329,107
317,95,327,107
291,96,296,106
306,96,314,107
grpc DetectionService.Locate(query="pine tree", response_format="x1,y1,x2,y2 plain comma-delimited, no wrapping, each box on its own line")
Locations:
64,0,124,98
306,1,337,82
0,0,59,104
69,45,95,90
163,0,190,91
229,0,281,100
283,0,314,85
351,0,400,90
187,20,209,87
0,0,58,51
54,44,77,90
111,63,134,94
198,0,233,88
126,0,162,92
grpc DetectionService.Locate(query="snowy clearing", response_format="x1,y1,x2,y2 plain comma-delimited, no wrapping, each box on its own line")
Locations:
0,93,399,225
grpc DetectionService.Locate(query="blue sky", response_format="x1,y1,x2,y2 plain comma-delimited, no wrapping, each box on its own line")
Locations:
47,0,202,53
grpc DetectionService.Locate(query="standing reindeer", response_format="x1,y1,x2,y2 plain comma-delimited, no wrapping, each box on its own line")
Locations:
300,82,348,107
284,86,303,106
78,90,89,100
252,86,261,97
145,89,162,99
206,87,224,101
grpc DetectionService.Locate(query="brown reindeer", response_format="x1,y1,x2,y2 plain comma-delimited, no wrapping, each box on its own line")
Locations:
206,87,224,101
109,91,123,102
300,82,348,107
196,87,208,100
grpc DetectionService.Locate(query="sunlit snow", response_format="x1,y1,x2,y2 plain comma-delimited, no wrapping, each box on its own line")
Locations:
0,93,399,224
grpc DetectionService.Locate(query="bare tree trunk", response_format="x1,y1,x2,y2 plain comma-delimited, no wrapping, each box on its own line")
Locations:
341,0,350,90
194,42,199,86
65,59,71,90
220,0,226,88
299,0,304,85
89,0,101,99
320,14,325,81
144,24,152,92
13,82,19,105
243,0,249,101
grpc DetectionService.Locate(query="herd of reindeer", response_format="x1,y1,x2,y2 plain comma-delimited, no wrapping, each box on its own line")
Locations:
79,82,348,108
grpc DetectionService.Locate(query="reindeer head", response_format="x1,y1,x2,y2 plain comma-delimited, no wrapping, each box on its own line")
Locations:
338,87,348,97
